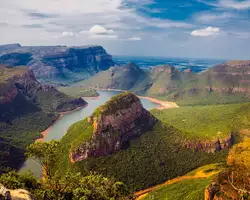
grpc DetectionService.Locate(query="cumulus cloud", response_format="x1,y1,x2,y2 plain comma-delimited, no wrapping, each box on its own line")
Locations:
89,25,115,35
79,25,117,39
191,26,220,37
128,37,141,41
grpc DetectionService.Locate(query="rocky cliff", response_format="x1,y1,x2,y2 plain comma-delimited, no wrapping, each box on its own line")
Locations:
70,92,158,162
80,60,250,105
183,133,233,153
0,44,114,83
0,66,87,121
0,65,87,172
0,184,33,200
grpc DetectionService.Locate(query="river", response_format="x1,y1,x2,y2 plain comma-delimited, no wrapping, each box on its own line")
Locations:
19,91,159,177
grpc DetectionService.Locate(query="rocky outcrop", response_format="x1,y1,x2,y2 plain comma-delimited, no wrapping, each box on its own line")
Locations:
0,184,33,200
0,44,114,82
0,66,87,121
71,93,158,162
183,133,233,153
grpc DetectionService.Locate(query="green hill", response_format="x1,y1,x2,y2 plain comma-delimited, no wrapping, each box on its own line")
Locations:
76,61,250,106
52,93,228,192
151,103,250,140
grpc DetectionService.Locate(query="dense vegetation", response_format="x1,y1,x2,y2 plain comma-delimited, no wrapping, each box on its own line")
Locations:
0,95,57,173
151,103,250,140
0,66,87,173
0,141,133,199
53,121,228,192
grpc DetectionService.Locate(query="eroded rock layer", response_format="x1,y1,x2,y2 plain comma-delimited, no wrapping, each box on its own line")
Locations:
71,93,158,162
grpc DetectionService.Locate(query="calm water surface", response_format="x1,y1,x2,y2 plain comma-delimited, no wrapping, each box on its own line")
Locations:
19,91,158,177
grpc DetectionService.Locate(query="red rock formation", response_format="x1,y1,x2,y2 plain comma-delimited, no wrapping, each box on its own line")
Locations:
71,93,158,162
183,133,233,153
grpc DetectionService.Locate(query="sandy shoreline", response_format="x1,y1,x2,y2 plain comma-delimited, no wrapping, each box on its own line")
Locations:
36,90,178,142
96,88,179,110
36,105,88,142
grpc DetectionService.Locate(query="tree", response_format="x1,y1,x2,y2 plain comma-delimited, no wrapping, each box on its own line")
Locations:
24,141,134,199
26,140,60,179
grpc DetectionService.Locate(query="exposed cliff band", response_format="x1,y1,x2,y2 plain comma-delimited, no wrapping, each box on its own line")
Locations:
0,44,114,83
70,92,158,162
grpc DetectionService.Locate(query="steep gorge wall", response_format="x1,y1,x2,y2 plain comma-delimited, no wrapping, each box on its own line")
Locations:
183,133,233,153
0,45,114,81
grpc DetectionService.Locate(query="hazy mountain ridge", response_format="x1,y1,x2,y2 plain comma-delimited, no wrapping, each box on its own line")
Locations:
78,61,250,105
0,44,114,84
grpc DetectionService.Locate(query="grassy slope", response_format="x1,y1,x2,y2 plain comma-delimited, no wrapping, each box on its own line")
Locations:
77,63,250,106
144,178,212,200
142,163,225,200
54,122,228,192
151,102,250,140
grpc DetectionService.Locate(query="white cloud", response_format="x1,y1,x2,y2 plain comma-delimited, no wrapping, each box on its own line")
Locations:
128,37,141,41
88,25,115,35
191,26,220,37
197,0,250,10
220,0,250,9
196,12,235,23
79,25,117,39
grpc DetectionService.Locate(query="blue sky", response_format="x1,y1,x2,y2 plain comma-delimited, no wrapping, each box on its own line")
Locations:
0,0,250,59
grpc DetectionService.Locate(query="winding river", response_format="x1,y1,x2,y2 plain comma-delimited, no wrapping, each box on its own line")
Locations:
19,91,159,177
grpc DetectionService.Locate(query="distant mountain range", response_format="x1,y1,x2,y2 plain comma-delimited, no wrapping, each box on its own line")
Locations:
0,44,114,84
78,61,250,105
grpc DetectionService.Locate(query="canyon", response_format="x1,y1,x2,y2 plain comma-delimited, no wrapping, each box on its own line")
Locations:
0,44,114,83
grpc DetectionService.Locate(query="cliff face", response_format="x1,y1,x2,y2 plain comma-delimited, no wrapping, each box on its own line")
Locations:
0,45,114,83
0,66,87,172
71,93,158,162
183,134,233,153
0,66,87,122
201,60,250,95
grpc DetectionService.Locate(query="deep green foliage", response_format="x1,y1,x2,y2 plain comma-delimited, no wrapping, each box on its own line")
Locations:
0,171,133,200
0,111,57,173
7,141,134,200
66,119,93,152
26,141,60,179
53,122,228,192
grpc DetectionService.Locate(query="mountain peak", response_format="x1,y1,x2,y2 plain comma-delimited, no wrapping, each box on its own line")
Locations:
70,92,158,162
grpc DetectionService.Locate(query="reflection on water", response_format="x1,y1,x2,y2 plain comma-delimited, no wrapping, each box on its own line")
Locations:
19,91,159,177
